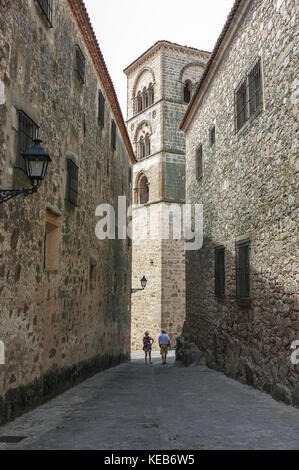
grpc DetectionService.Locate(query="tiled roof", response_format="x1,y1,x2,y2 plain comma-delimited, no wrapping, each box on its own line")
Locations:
68,0,136,163
124,40,211,75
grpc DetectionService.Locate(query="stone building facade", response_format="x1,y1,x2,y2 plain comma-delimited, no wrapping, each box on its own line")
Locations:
181,0,299,406
0,0,134,424
124,41,210,350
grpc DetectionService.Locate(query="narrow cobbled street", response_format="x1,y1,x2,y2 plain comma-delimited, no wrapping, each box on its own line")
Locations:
0,352,298,450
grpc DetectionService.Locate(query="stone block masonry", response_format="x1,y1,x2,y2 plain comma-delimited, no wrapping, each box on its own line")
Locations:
125,42,210,351
182,0,298,406
0,0,133,424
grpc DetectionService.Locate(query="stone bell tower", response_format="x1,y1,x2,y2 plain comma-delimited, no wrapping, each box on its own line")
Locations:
124,41,210,351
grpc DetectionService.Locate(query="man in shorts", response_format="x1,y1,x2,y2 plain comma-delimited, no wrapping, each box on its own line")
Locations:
158,329,171,365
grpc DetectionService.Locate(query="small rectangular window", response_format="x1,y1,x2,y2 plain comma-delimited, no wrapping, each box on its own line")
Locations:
83,114,86,135
111,119,116,150
236,239,251,302
196,144,203,180
215,246,225,298
36,0,53,27
75,45,85,83
17,111,39,172
89,264,96,290
98,89,105,127
66,159,79,206
210,124,216,146
44,210,61,271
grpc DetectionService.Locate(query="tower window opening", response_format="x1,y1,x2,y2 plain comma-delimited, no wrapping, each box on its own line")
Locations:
138,174,149,205
184,80,192,103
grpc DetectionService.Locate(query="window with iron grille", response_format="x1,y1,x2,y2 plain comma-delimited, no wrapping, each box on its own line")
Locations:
17,111,39,172
111,119,116,150
74,45,85,84
215,246,225,298
236,239,251,302
196,144,203,180
36,0,53,27
98,89,105,127
235,59,263,132
66,159,79,206
210,124,216,146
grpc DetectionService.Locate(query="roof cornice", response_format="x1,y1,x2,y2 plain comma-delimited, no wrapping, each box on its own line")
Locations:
67,0,136,163
180,0,251,132
124,40,210,76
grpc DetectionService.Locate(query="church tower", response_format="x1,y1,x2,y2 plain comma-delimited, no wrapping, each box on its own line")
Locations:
124,41,210,351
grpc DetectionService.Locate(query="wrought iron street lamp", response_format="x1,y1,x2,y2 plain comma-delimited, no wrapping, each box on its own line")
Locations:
131,275,147,293
0,139,51,205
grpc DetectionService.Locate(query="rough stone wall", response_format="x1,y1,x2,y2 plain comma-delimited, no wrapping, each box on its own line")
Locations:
131,205,162,351
162,47,208,102
126,44,209,351
163,154,186,203
131,202,186,350
161,234,186,344
185,0,299,406
0,0,132,423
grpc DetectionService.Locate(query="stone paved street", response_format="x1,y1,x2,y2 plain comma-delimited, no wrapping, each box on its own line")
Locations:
0,351,298,450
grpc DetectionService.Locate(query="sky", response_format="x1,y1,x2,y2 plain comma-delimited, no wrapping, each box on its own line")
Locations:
83,0,236,118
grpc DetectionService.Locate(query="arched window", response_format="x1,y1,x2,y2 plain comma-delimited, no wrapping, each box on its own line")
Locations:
142,87,149,109
184,80,192,103
139,174,149,204
135,83,154,115
145,133,151,157
138,136,145,159
137,91,142,113
148,83,154,106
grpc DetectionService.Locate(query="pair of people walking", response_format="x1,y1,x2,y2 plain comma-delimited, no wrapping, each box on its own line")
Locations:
143,329,171,365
